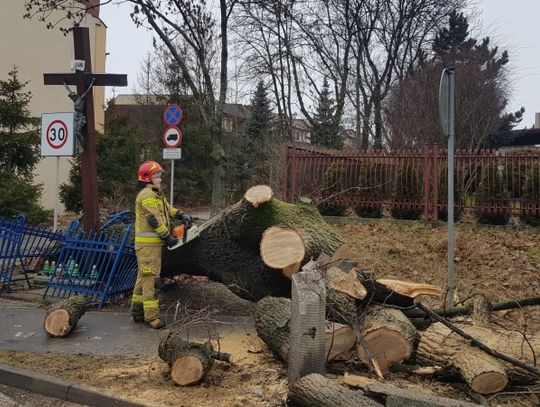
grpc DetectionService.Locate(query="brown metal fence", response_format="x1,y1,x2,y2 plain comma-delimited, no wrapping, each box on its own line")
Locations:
283,144,540,222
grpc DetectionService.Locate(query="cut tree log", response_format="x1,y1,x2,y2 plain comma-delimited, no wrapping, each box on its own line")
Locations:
162,185,344,301
356,306,419,372
244,184,273,207
416,303,540,383
287,373,383,407
260,227,305,278
416,322,508,394
254,297,357,363
158,331,230,386
43,295,86,337
327,267,367,300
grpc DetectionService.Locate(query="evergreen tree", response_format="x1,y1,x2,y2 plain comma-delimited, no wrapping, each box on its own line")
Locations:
432,11,476,55
0,68,50,222
60,116,140,213
246,80,273,142
311,78,342,149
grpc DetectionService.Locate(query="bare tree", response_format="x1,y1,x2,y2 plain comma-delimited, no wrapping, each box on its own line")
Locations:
349,0,464,148
24,0,238,212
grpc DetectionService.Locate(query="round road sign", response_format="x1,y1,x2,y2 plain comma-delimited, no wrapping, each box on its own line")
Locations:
163,104,183,126
163,126,183,148
46,119,69,149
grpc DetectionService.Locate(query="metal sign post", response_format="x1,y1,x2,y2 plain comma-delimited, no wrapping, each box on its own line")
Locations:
41,112,75,231
439,68,456,308
163,105,184,205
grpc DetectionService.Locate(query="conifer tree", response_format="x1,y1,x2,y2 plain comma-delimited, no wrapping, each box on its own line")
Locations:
312,78,342,149
0,68,49,222
246,80,273,142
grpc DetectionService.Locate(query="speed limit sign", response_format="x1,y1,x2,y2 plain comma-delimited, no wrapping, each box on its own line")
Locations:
41,113,74,156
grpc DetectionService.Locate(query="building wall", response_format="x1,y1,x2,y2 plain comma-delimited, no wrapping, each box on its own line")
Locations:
0,2,106,212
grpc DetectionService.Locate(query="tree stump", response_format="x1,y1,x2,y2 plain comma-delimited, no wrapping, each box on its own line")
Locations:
43,295,86,337
287,373,383,407
158,331,230,386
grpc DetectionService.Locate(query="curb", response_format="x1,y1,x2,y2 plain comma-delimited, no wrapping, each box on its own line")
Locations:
0,363,150,407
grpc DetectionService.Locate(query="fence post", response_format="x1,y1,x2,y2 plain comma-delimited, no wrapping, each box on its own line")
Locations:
291,147,298,202
283,144,289,202
423,144,430,223
432,144,440,223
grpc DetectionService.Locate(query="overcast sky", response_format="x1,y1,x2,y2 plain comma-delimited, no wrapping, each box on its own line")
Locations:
101,0,540,128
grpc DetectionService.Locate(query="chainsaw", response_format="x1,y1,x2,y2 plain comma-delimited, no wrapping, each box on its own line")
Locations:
167,217,201,250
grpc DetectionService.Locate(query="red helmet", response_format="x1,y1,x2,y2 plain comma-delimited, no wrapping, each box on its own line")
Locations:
138,161,163,183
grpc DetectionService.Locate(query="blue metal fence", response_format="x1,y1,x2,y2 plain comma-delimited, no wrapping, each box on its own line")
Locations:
0,215,65,291
43,211,137,308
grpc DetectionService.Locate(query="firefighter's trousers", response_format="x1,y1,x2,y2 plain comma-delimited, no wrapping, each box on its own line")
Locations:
131,245,162,323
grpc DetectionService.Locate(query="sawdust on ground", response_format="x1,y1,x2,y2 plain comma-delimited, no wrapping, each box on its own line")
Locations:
1,222,539,406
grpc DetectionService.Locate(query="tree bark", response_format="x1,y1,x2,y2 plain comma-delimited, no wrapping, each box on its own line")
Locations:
158,331,230,386
43,295,86,337
162,185,344,301
287,373,383,407
255,297,356,363
356,306,419,372
416,322,508,394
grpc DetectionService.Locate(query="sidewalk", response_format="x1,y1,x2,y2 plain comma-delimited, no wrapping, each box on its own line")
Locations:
0,305,255,357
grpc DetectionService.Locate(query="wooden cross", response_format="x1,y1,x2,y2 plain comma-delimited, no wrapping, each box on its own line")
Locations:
44,27,127,231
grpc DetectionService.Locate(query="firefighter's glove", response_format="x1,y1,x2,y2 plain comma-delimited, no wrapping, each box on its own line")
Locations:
165,234,179,249
181,214,193,228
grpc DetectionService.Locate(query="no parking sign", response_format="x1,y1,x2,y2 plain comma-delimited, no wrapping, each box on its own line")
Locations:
41,113,74,156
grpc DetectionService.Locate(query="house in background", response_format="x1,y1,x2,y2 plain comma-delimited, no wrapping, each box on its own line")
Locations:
1,1,108,212
486,112,540,149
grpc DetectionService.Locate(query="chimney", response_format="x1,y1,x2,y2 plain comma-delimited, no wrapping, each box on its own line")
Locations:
536,113,540,129
85,0,100,18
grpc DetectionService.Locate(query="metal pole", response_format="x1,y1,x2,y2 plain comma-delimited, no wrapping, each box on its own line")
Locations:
170,159,174,205
53,157,60,232
446,69,455,309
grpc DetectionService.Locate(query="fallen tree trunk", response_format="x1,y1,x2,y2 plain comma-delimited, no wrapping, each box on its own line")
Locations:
417,322,509,394
43,295,86,337
162,185,344,301
255,296,357,363
287,373,383,407
158,331,230,386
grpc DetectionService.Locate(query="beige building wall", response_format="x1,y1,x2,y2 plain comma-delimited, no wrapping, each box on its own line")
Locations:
0,2,107,212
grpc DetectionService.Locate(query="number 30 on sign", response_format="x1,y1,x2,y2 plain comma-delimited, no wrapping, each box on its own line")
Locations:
41,112,75,157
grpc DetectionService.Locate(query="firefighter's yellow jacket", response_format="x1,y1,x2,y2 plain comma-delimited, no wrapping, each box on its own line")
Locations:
135,184,181,246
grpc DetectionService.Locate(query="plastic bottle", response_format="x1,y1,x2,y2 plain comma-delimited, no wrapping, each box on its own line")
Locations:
90,265,98,280
42,260,50,275
50,261,56,276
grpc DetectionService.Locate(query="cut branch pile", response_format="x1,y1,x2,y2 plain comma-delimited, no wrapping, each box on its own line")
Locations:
162,185,539,400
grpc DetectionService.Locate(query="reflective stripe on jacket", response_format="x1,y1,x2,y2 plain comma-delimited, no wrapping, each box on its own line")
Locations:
135,184,180,245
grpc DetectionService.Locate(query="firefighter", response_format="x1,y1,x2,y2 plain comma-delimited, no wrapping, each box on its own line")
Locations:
131,160,192,329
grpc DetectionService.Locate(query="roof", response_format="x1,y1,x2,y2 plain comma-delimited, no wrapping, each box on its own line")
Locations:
486,128,540,148
223,104,251,119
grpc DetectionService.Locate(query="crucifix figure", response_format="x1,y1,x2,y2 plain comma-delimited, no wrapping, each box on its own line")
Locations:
62,77,95,154
44,27,127,231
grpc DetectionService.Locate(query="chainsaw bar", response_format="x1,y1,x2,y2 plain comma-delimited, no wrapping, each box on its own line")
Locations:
167,225,201,250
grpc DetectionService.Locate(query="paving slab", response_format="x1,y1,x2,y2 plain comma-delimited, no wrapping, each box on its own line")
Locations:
0,307,255,357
